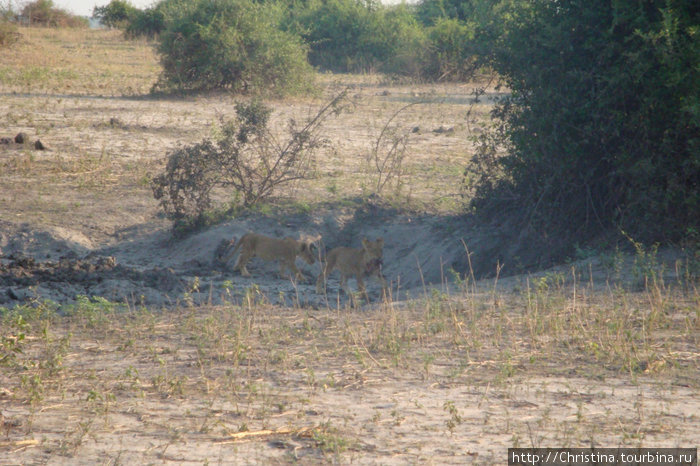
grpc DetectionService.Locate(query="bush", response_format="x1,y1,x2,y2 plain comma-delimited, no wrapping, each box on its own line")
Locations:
124,6,165,39
0,21,20,48
21,0,88,27
295,0,420,74
154,0,314,95
415,0,478,25
92,0,137,28
424,17,478,81
151,93,347,228
376,5,429,77
467,0,700,245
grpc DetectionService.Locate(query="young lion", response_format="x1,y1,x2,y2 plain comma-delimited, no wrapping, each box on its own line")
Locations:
218,233,320,280
316,237,387,295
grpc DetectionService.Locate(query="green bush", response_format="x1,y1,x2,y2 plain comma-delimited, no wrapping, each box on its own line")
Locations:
154,0,314,95
92,0,137,28
294,0,422,74
467,0,700,245
376,5,429,77
297,0,383,72
124,6,165,38
424,17,478,81
415,0,478,25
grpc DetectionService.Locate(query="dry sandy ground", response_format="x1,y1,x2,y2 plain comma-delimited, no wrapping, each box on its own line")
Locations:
1,294,698,465
0,27,698,465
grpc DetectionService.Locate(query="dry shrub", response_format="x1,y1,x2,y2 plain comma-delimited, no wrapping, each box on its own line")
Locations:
21,0,88,28
151,92,348,228
0,21,21,47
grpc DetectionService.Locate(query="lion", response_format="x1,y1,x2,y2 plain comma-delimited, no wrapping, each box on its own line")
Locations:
217,233,320,281
316,237,387,295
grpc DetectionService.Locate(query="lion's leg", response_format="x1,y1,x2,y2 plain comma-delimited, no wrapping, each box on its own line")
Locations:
340,273,353,295
355,273,366,294
374,269,388,290
234,252,253,277
281,260,304,282
291,262,307,282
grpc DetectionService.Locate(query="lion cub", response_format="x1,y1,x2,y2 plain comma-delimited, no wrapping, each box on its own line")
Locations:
316,237,387,295
218,233,319,281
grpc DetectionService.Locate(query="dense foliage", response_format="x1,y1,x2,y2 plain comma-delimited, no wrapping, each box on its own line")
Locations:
106,0,478,81
89,0,700,245
124,6,165,38
93,0,137,28
287,0,427,75
153,0,313,95
468,0,699,244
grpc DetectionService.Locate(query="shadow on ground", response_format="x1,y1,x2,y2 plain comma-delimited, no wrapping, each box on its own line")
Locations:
0,200,567,308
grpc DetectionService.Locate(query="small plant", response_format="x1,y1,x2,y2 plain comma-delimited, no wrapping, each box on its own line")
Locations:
600,245,625,281
86,388,116,415
623,232,662,287
443,400,463,434
20,373,45,406
0,314,28,366
313,421,349,454
64,295,123,329
38,323,70,376
367,102,419,195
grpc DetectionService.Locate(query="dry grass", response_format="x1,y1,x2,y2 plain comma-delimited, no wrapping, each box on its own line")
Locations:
0,27,159,95
1,275,697,463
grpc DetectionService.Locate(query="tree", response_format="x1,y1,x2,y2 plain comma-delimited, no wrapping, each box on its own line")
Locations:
92,0,137,28
154,0,313,95
468,0,699,244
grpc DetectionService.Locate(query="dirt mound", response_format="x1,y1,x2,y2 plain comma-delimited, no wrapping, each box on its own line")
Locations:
0,205,536,308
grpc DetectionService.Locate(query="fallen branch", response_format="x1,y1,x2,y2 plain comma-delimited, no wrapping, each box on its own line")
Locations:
0,439,40,448
215,426,316,444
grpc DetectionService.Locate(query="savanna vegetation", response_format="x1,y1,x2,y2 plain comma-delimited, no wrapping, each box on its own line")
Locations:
87,0,699,252
0,2,698,463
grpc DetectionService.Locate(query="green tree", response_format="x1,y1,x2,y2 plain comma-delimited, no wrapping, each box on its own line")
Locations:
415,0,479,25
125,5,165,38
468,0,699,245
293,0,424,74
154,0,313,95
92,0,137,28
424,17,477,81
